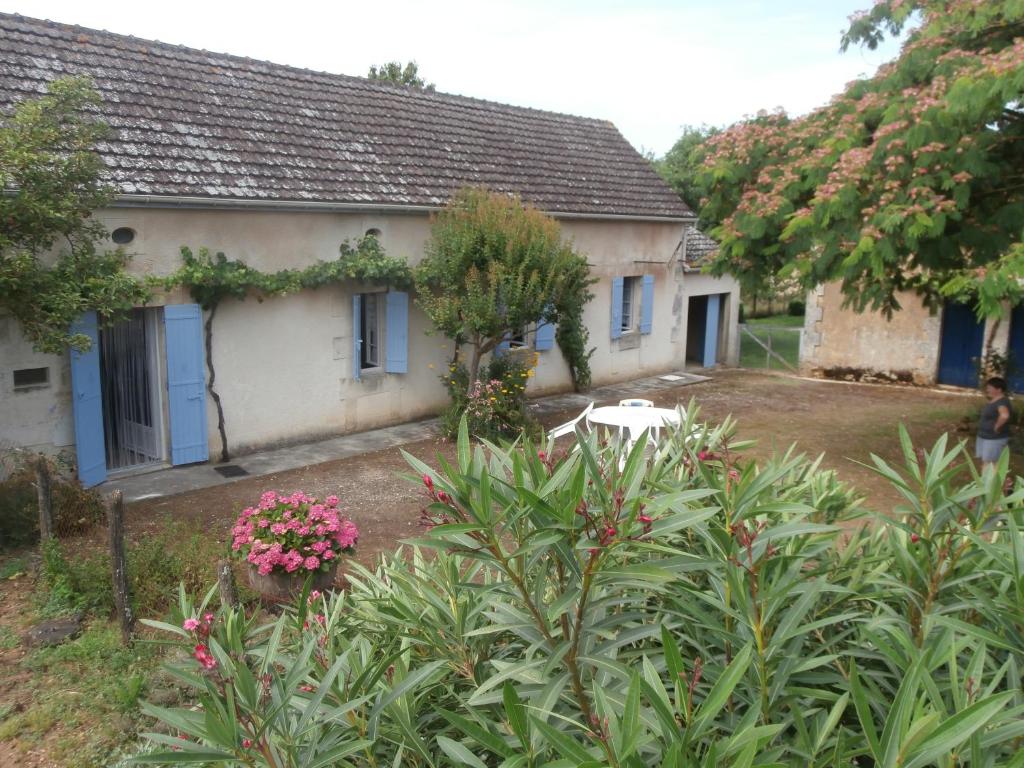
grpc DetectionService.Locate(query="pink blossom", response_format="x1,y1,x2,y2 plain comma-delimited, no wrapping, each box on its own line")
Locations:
193,643,217,670
183,618,200,632
303,556,320,571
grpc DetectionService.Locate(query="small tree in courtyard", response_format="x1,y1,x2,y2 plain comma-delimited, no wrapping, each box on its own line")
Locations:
415,187,593,394
0,76,148,352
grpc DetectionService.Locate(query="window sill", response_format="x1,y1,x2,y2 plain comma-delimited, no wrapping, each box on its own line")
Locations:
615,331,641,351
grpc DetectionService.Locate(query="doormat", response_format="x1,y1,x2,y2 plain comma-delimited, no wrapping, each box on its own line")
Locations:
213,465,249,478
659,374,686,382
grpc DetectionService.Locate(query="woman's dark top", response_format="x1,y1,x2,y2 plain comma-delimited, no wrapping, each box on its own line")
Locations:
979,396,1012,439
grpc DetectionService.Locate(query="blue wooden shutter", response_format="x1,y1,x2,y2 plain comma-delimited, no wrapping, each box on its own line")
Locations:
69,312,106,487
703,294,721,368
352,294,362,381
495,333,511,356
640,274,655,335
384,291,409,373
164,304,209,465
611,277,624,340
535,318,556,350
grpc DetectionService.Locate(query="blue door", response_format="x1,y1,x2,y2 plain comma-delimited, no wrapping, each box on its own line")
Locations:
1008,304,1024,393
164,305,209,465
937,302,984,388
70,312,106,488
703,294,722,368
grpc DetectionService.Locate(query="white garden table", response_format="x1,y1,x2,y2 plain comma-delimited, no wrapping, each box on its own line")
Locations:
586,406,681,437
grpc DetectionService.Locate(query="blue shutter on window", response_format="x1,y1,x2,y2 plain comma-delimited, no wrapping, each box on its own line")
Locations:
384,291,409,373
640,274,655,335
164,304,209,465
535,318,556,350
611,277,624,339
352,294,362,381
495,333,511,356
69,311,106,488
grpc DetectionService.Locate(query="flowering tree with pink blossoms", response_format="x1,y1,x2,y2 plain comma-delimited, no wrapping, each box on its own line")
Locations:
696,0,1024,319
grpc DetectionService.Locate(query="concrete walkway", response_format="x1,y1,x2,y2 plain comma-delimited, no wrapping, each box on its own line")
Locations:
106,370,709,502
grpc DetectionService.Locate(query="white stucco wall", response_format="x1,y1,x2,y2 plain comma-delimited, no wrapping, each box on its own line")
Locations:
0,206,740,463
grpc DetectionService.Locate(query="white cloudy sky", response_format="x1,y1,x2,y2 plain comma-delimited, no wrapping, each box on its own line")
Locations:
1,0,901,155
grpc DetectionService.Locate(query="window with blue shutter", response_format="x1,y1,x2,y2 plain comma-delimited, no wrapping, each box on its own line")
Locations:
535,318,556,350
69,311,106,488
352,294,362,381
495,333,511,356
611,277,624,339
384,291,409,373
164,304,209,465
640,274,654,335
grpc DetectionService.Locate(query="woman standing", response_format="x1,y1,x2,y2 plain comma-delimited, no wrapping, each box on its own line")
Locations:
976,376,1013,468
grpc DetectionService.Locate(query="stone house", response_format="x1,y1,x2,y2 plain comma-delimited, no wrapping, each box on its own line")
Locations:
0,13,739,487
801,284,1023,389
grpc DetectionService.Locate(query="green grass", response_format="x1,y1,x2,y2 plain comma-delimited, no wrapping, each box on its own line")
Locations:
0,620,162,767
740,325,801,370
745,313,805,328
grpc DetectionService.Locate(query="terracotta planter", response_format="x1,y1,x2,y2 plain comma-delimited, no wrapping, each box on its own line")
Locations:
247,563,339,605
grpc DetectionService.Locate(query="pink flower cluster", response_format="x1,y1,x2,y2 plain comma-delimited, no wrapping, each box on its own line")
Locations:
182,611,215,639
182,613,218,670
231,491,358,576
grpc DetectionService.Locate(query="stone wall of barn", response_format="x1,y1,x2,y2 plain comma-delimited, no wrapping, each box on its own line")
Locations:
800,282,1008,386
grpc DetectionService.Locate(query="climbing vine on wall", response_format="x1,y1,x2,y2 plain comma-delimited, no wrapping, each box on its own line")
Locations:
159,237,413,462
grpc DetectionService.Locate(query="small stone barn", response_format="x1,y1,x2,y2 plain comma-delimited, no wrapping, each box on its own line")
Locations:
801,284,1022,389
0,13,740,487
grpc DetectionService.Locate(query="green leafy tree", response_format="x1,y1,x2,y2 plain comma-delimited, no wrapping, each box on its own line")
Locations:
414,187,593,391
367,60,435,91
697,1,1024,319
0,76,148,352
653,124,718,212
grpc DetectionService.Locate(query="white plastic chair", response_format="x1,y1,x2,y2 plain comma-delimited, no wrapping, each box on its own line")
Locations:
619,398,654,407
547,401,594,440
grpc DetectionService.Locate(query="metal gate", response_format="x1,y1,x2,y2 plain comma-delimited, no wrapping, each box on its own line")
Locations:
99,308,165,470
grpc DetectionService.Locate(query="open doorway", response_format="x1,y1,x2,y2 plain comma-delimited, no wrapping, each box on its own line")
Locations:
99,308,166,471
686,295,708,366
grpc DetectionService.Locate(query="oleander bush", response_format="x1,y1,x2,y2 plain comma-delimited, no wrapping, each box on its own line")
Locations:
135,410,1024,766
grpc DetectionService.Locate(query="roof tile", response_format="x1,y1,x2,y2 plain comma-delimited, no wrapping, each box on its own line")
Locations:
0,13,692,218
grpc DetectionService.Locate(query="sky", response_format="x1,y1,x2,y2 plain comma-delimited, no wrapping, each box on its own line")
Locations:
0,0,902,156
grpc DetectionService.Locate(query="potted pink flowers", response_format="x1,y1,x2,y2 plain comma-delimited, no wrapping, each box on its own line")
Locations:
231,491,358,602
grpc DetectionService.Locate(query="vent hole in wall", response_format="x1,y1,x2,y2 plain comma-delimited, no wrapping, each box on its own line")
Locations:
111,227,136,245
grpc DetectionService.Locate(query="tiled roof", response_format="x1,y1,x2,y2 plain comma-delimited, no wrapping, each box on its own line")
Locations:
683,226,719,266
0,13,692,219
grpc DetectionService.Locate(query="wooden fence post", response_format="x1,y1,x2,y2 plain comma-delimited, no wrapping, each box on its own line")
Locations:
216,559,238,609
35,456,53,543
106,491,134,644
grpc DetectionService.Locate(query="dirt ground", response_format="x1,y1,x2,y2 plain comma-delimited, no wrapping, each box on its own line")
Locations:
127,369,994,568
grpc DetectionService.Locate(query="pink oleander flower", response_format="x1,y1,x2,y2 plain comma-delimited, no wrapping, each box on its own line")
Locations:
193,643,217,670
183,618,200,632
